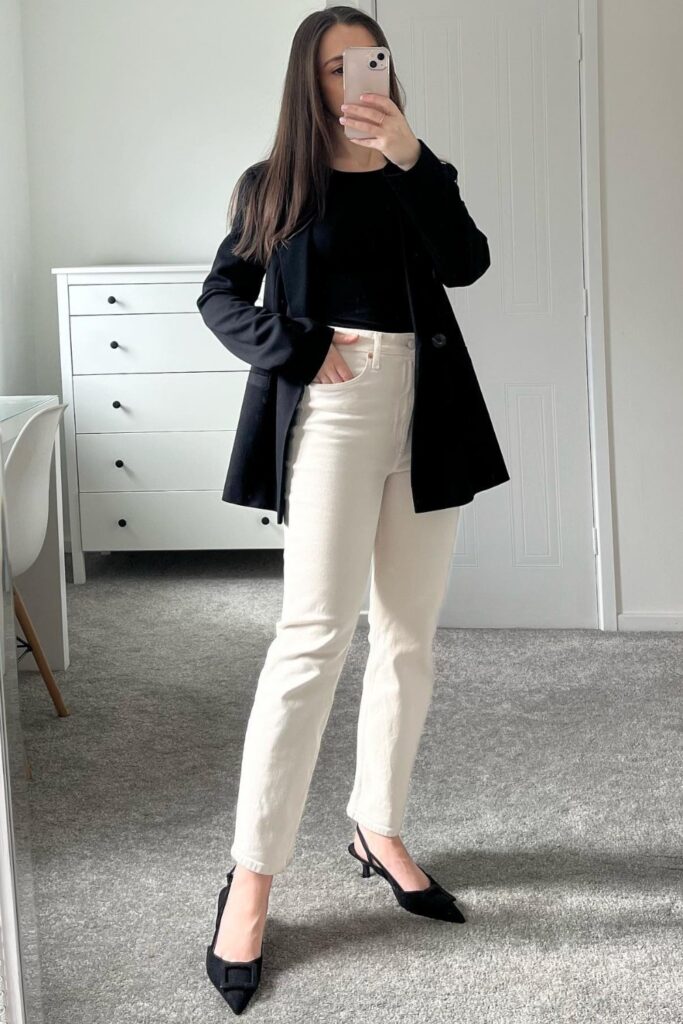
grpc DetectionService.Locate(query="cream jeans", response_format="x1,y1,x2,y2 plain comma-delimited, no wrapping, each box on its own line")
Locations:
230,325,461,874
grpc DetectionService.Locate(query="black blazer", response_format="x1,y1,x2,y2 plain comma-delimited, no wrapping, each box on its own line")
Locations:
197,138,510,524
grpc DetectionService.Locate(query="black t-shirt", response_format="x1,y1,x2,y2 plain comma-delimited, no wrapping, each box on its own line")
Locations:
309,166,414,332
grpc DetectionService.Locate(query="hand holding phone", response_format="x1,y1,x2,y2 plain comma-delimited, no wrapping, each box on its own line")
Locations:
340,46,421,175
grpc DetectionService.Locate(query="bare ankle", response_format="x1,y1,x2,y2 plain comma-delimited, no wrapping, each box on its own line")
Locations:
232,864,274,897
356,825,400,844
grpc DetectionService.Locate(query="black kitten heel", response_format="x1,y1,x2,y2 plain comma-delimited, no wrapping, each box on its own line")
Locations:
347,822,466,923
206,865,264,1014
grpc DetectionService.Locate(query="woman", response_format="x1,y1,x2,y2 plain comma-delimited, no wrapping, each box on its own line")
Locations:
199,6,509,1014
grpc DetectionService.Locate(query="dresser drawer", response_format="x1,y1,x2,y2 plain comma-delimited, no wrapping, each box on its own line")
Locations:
69,282,201,315
73,371,250,432
71,312,248,374
76,431,232,491
53,264,282,581
79,491,283,550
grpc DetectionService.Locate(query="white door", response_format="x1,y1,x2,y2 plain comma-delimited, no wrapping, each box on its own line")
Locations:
379,0,596,627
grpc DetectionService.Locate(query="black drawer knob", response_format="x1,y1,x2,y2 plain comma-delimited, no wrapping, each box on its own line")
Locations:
107,295,117,304
115,459,124,468
110,340,119,348
112,400,121,408
117,518,127,527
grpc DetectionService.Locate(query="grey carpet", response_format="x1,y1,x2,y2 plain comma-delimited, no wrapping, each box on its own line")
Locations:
18,549,683,1023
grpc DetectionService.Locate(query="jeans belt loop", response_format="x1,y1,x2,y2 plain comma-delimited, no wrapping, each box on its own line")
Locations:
371,331,382,369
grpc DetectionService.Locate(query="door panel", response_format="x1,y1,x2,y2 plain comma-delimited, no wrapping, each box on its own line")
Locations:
378,0,595,626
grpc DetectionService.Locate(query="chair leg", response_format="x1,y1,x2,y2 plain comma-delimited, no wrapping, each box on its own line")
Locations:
13,585,70,717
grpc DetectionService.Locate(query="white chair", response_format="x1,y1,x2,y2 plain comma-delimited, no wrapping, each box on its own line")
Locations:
4,404,69,717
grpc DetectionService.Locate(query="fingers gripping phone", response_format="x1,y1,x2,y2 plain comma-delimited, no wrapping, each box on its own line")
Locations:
342,46,391,139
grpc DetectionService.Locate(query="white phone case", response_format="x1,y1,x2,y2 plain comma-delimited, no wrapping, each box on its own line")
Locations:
343,46,391,139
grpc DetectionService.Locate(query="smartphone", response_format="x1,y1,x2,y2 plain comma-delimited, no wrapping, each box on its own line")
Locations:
342,46,391,140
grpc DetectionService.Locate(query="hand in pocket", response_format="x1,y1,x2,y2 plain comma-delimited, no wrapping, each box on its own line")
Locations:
311,330,362,384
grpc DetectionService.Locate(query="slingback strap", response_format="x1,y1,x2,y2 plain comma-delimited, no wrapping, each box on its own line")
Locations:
355,822,388,874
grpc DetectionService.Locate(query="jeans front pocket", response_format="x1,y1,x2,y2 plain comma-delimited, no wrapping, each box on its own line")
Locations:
308,347,373,392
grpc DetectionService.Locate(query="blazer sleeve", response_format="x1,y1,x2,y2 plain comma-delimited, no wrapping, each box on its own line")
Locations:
196,168,335,385
381,139,491,288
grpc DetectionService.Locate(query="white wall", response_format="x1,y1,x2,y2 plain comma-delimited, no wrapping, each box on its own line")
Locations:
21,0,321,397
0,0,35,394
3,0,681,622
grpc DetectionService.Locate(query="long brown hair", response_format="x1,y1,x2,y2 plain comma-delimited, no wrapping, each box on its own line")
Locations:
227,5,407,267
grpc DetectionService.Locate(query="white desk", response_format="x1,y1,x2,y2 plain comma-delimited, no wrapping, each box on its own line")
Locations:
0,395,69,672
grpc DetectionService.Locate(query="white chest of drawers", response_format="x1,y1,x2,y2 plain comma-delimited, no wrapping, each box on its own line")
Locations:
52,265,283,584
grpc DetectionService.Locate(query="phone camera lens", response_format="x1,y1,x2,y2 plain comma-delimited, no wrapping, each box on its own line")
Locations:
377,51,385,60
369,59,377,68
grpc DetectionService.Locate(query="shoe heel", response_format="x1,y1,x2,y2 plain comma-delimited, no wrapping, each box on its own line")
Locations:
347,840,374,877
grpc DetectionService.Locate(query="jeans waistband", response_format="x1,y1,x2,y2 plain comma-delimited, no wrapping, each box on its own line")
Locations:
327,324,415,369
327,323,417,368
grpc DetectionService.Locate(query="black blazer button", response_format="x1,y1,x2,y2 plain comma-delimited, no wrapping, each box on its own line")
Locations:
431,332,447,348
